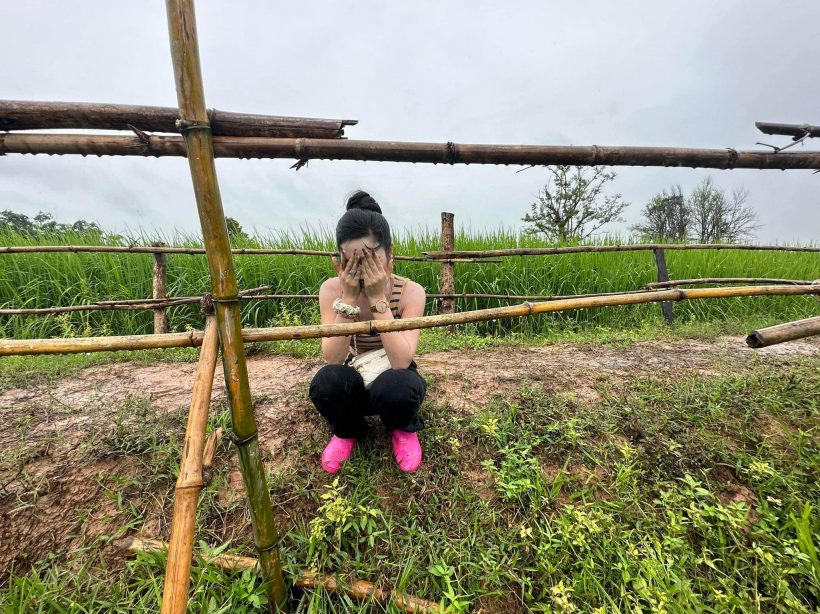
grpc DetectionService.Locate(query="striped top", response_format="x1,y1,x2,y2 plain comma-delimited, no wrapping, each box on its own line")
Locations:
348,274,408,356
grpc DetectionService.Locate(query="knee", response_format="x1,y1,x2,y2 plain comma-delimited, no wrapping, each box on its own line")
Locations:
370,368,426,407
309,364,359,401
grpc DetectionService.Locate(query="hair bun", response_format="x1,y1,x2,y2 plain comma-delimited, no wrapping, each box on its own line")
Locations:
346,190,382,214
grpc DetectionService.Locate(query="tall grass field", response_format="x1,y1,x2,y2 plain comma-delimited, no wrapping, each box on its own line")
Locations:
0,226,817,340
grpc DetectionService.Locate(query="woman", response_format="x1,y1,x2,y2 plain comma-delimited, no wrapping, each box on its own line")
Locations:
309,190,428,474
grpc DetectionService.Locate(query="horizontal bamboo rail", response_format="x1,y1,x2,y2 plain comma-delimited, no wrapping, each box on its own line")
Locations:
125,537,441,613
0,244,494,264
0,289,666,316
0,100,356,139
3,133,820,169
423,243,820,259
646,278,814,290
746,315,820,348
1,285,817,357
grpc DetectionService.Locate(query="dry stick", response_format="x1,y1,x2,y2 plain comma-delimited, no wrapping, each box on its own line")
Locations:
3,132,820,169
126,537,442,614
646,277,814,290
152,242,169,334
423,244,820,258
2,285,818,357
0,99,356,138
746,315,820,348
0,244,491,263
162,314,219,614
164,0,286,609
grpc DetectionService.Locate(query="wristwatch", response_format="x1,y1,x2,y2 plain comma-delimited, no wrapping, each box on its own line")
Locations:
370,298,390,313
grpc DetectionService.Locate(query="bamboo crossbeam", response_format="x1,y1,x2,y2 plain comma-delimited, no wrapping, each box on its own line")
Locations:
0,100,356,139
746,315,820,348
423,244,820,259
646,278,814,290
3,132,820,170
162,314,219,614
0,244,489,263
1,285,817,357
0,289,664,316
164,0,286,608
756,121,820,139
126,537,442,613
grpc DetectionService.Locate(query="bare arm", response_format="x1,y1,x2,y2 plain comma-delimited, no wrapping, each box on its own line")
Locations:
372,282,426,370
318,278,362,364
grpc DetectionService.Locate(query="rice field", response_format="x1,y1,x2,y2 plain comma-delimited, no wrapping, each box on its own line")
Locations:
0,226,817,340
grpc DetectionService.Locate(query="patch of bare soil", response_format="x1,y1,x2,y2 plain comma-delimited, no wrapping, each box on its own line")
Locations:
0,335,816,576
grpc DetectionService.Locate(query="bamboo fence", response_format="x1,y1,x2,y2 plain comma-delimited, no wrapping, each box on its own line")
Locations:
4,2,819,608
2,284,818,357
646,277,814,290
165,0,285,607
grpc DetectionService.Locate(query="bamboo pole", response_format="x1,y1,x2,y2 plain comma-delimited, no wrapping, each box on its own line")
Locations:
153,242,169,334
126,537,442,614
9,290,635,316
646,277,814,290
161,313,219,614
0,100,356,138
422,244,820,259
0,244,487,263
439,213,456,332
164,0,286,609
2,285,818,357
3,132,820,170
746,315,820,348
652,248,675,325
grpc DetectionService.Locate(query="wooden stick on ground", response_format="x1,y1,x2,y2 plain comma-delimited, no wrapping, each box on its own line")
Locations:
746,315,820,348
161,314,219,614
126,537,442,614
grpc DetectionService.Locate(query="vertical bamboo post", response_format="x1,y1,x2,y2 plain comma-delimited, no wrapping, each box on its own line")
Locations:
652,248,675,325
152,242,168,334
439,212,455,333
161,310,219,614
164,1,287,610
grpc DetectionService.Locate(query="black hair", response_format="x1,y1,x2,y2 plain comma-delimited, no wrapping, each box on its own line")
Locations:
335,190,392,257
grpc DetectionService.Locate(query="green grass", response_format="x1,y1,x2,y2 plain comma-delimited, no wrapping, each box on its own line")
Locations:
0,226,817,339
2,353,818,612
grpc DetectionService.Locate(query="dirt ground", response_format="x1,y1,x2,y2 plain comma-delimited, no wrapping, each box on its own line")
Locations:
1,335,817,578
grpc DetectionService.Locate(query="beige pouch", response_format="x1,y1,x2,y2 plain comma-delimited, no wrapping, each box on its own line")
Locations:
349,348,392,390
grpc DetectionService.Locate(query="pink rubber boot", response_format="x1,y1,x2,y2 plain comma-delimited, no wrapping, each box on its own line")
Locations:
391,430,422,473
321,435,357,474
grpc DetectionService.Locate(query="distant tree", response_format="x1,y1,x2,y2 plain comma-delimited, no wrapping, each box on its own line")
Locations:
225,216,248,242
521,165,628,242
688,178,758,243
631,185,690,242
0,210,100,237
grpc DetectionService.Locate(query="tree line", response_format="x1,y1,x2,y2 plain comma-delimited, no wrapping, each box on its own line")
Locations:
522,165,760,243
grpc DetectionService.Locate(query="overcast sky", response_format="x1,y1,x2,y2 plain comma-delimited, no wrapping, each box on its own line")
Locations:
2,1,818,243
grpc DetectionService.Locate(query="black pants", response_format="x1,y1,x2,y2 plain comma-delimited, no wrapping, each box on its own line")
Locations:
309,355,427,439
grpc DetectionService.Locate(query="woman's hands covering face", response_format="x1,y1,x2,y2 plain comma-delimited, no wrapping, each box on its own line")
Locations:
331,249,362,300
360,250,390,300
